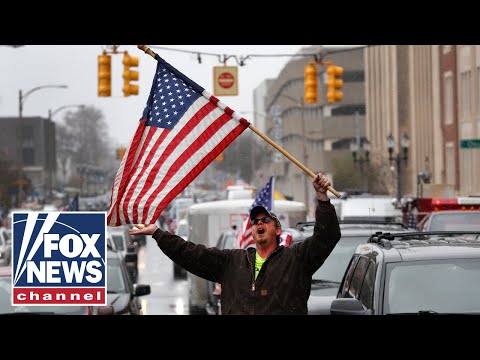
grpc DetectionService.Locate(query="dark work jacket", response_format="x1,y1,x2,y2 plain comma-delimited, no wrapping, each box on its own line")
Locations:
152,199,341,315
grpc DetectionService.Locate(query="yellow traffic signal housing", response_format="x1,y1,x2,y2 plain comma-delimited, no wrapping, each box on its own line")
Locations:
123,52,139,96
98,52,112,97
117,147,127,160
326,64,344,103
304,62,318,104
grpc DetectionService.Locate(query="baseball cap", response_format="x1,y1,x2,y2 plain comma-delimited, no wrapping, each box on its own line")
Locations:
249,205,281,228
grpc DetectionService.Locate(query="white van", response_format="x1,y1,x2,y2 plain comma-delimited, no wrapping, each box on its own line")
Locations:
340,195,403,223
186,198,306,314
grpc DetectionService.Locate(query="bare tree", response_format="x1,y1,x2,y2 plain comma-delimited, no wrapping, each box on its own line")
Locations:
59,106,117,194
63,106,111,167
213,131,270,184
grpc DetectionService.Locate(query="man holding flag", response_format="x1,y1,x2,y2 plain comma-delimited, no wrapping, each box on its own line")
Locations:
130,173,341,315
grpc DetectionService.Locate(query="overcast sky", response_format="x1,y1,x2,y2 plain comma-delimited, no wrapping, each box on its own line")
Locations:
0,45,316,147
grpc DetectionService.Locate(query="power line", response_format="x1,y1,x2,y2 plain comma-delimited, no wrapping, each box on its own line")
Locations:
146,45,368,66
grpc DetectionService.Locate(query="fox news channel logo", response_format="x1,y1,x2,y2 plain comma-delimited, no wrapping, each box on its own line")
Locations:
12,212,107,306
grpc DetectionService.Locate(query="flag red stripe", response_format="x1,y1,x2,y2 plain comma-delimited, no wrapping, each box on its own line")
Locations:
148,122,247,223
107,120,147,225
123,127,168,224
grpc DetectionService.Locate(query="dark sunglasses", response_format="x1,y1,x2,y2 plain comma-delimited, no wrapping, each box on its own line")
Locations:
251,216,273,226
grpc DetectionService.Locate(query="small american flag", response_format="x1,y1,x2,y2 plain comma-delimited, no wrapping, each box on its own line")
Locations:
235,176,274,249
107,54,249,226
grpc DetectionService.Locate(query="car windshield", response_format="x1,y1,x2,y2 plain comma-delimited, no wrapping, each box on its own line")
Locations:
111,234,125,251
0,277,87,315
384,259,480,314
429,212,480,231
312,236,369,283
107,257,127,293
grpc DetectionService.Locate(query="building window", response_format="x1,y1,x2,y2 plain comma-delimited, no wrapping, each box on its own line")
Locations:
460,70,472,119
444,73,453,125
445,142,455,186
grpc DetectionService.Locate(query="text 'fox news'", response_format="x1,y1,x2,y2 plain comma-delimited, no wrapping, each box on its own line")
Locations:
12,212,107,306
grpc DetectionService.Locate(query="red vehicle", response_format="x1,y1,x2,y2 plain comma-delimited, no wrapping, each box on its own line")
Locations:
402,196,480,227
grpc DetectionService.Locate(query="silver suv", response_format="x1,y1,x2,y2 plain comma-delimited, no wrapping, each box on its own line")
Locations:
331,231,480,314
286,220,412,315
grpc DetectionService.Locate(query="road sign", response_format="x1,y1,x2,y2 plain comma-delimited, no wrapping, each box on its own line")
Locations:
460,139,480,149
213,66,238,96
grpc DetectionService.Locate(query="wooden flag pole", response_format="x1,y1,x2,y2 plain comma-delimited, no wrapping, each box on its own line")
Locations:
137,45,156,58
136,45,341,198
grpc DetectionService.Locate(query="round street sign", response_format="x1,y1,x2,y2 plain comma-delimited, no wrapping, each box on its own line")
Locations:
218,72,234,89
213,66,238,96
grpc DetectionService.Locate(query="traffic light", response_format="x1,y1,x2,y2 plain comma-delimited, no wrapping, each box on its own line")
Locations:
98,52,112,97
215,152,224,163
117,147,127,160
304,62,318,104
123,52,139,96
326,64,344,103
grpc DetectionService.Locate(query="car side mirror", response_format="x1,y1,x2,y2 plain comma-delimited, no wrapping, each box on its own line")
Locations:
134,284,151,297
330,298,369,315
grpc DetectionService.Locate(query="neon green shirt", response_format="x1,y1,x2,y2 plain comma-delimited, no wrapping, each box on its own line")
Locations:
255,252,267,280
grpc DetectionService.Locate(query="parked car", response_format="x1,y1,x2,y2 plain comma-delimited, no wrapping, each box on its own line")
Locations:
173,218,189,279
106,249,151,315
416,210,480,231
331,231,480,315
0,266,114,315
287,220,412,314
0,228,12,266
108,226,138,282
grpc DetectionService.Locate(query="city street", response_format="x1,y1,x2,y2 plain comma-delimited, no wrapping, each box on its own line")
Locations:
135,236,190,315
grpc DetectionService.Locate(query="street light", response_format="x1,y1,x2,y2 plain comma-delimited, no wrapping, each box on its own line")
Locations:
386,132,410,201
350,138,370,192
48,104,85,120
17,84,68,205
277,94,309,206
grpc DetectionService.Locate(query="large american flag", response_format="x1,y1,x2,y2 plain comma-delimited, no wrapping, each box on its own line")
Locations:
107,54,249,226
235,176,274,249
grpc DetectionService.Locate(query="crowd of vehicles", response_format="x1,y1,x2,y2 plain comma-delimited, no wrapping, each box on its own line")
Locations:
3,185,479,315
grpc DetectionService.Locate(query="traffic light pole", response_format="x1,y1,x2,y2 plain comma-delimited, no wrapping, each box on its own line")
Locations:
300,98,309,208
